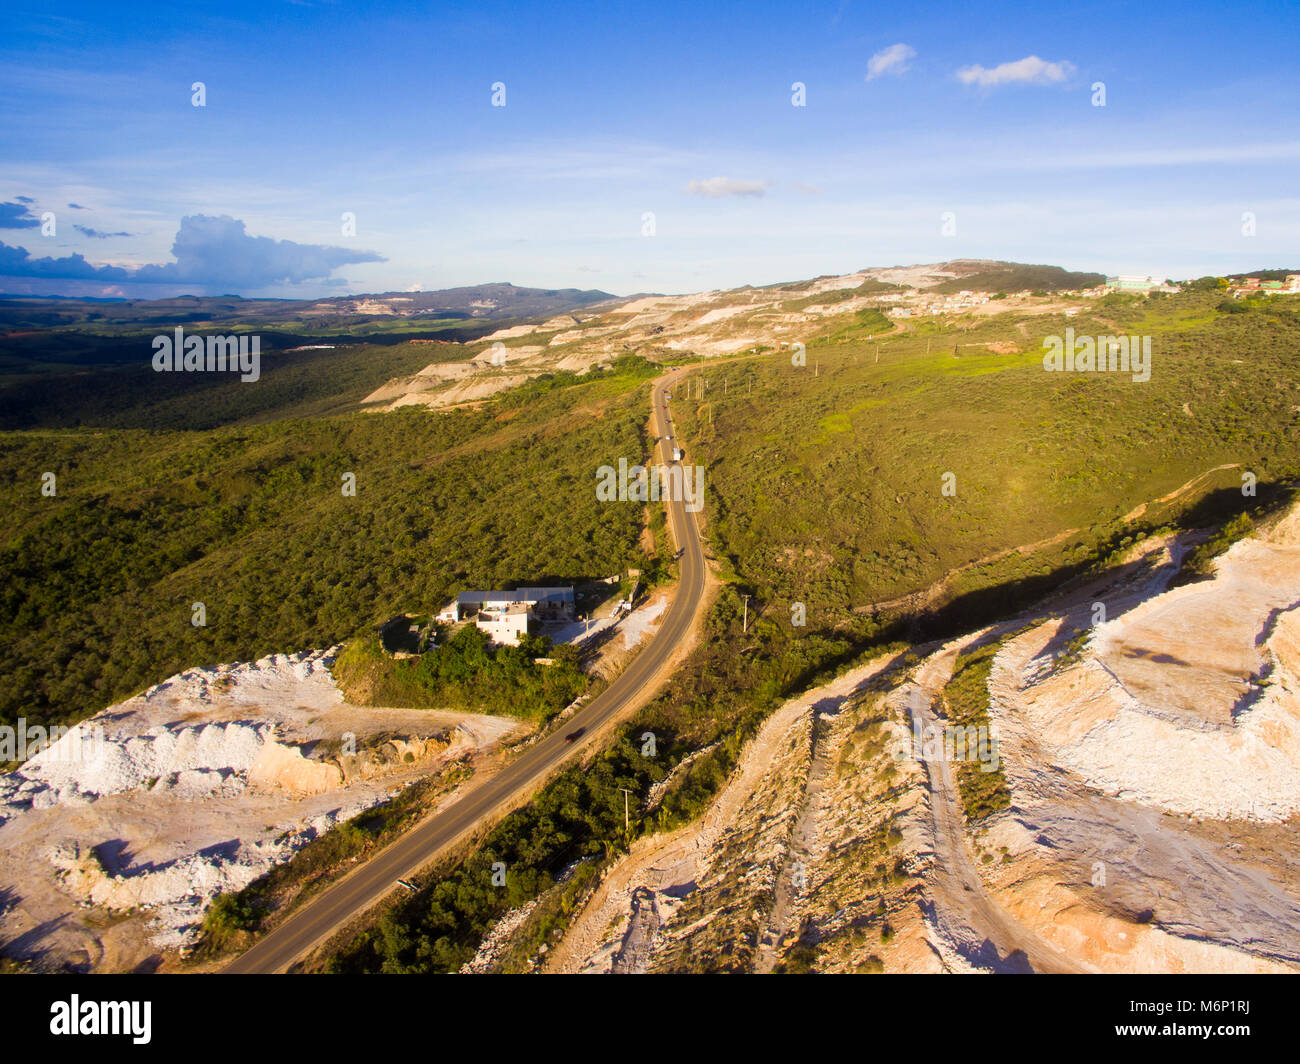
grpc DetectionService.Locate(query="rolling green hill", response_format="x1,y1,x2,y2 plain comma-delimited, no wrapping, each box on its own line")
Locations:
0,355,664,735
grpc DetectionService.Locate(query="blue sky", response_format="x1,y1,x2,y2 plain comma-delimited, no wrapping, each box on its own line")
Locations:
1,0,1297,298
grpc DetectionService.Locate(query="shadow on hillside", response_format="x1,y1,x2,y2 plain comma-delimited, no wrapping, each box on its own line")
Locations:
773,481,1298,704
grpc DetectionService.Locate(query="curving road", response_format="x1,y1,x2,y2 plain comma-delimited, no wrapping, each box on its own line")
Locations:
226,369,705,973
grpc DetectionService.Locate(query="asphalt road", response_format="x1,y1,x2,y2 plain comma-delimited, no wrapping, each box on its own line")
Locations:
225,368,705,973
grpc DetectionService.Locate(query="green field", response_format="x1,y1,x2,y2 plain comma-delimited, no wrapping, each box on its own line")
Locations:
676,289,1300,637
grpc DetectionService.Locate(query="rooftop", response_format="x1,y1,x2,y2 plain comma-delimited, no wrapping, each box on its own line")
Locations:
456,586,574,606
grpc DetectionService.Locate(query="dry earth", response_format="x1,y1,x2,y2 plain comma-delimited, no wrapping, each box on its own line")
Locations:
0,649,519,972
533,503,1300,974
360,262,1104,411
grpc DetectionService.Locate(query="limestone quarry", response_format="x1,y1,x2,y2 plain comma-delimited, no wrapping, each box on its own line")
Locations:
360,261,1103,411
0,649,519,973
529,502,1300,974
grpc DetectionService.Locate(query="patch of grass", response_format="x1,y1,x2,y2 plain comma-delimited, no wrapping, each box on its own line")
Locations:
1175,512,1255,583
941,638,1013,822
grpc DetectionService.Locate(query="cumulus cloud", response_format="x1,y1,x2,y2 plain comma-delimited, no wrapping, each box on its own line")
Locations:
0,201,41,229
866,43,916,81
67,202,89,210
74,225,132,239
0,214,384,290
134,215,384,286
0,242,128,280
956,55,1075,87
685,177,768,198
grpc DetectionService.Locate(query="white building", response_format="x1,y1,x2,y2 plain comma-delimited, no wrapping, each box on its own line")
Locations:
472,602,532,646
435,587,576,646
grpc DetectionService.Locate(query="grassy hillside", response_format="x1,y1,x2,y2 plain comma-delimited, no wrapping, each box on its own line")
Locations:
0,357,663,734
930,261,1106,293
677,289,1300,637
0,334,480,430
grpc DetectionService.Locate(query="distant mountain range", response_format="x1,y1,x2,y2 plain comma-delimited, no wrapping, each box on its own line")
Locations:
0,282,623,331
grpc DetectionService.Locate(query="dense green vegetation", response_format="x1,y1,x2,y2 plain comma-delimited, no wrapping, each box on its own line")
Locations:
0,335,472,430
0,359,659,735
332,625,585,718
929,263,1105,294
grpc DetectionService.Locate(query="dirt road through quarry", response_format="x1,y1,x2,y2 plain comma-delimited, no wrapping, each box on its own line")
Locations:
908,647,1089,973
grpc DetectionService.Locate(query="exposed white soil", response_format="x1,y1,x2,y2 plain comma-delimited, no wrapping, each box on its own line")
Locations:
0,649,518,972
361,260,1103,411
545,503,1300,974
540,593,666,652
545,655,907,973
1000,505,1300,822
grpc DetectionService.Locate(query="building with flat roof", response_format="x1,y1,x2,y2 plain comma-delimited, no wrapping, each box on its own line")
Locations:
435,586,576,644
472,602,532,646
1106,274,1164,293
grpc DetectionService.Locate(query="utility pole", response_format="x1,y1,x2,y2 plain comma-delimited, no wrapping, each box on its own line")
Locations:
741,594,750,634
618,788,632,832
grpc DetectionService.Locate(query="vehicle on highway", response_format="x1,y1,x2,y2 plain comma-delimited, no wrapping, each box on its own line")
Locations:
564,727,585,743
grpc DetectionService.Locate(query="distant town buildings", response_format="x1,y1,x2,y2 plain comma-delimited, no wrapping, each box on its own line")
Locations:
436,587,576,646
1227,275,1300,296
1104,275,1177,294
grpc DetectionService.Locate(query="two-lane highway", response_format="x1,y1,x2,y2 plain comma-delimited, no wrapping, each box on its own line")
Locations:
226,369,705,973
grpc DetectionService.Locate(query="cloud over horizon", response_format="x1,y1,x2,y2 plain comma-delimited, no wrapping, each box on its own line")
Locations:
0,214,385,292
74,225,133,239
0,201,42,229
956,55,1075,87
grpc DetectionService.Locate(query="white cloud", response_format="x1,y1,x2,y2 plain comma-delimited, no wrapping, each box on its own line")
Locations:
866,43,916,81
685,177,769,198
956,55,1075,87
